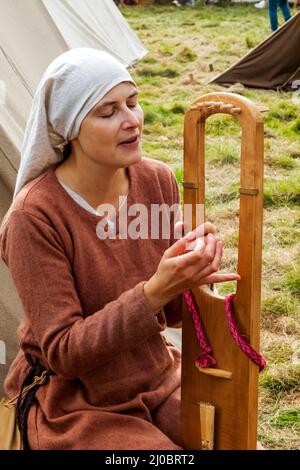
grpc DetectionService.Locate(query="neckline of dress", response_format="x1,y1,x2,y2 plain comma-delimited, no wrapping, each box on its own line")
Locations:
49,161,134,222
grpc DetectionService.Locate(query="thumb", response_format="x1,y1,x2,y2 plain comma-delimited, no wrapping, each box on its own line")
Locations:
174,221,184,239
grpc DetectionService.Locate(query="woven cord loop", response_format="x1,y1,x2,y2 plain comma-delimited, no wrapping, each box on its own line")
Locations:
224,293,266,372
183,291,216,368
183,290,266,372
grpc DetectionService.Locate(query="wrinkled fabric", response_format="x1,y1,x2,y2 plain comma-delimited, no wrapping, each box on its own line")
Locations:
1,157,183,450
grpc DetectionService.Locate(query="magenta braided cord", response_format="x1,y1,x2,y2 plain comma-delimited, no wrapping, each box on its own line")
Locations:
182,291,216,368
183,290,266,372
224,293,266,372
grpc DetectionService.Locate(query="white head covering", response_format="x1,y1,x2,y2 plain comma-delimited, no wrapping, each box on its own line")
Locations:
13,48,135,199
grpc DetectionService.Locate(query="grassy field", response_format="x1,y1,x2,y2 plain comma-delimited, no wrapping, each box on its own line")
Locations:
122,3,300,450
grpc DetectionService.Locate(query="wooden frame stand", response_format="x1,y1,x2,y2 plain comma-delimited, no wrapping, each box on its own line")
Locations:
181,92,264,450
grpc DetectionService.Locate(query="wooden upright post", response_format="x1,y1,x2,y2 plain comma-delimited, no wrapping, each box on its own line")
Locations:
181,93,264,450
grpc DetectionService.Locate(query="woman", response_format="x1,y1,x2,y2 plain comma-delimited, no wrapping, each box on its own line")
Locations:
0,48,240,450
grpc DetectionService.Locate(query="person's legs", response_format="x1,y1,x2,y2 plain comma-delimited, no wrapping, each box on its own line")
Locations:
268,0,279,31
172,0,195,4
279,0,291,21
151,386,183,448
28,401,184,450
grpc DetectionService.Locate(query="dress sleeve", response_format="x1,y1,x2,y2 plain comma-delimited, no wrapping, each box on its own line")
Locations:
0,210,167,379
163,169,183,327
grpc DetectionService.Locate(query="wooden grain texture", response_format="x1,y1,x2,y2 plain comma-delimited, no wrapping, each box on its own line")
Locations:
181,92,264,450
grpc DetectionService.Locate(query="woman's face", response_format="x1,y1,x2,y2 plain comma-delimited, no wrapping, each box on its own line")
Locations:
73,82,143,169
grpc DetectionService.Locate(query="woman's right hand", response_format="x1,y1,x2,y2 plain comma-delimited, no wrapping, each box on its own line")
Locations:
143,222,241,311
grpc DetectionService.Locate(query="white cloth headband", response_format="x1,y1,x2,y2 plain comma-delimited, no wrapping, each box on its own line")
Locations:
13,48,134,199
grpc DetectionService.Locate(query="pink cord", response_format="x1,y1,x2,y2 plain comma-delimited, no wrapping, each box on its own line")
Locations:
182,291,216,368
183,290,266,372
224,293,266,371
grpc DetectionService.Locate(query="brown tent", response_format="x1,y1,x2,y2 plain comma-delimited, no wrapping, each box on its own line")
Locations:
211,12,300,91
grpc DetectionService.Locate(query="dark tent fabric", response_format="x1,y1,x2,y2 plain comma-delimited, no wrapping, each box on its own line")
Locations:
211,12,300,91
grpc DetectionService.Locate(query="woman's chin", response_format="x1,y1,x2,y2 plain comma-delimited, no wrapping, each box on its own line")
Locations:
121,149,143,166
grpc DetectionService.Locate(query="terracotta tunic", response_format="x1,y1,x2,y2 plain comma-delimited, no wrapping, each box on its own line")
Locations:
0,157,183,450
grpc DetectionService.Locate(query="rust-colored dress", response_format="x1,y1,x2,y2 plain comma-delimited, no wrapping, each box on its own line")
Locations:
0,157,183,450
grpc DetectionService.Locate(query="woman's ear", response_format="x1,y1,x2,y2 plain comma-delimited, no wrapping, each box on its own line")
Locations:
63,142,72,161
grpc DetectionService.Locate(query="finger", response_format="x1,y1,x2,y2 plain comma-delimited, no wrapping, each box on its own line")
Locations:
174,221,184,240
193,222,217,238
204,232,220,244
185,237,205,252
202,233,217,262
192,240,222,280
182,222,216,239
165,230,196,259
172,234,217,271
207,238,223,268
200,273,241,284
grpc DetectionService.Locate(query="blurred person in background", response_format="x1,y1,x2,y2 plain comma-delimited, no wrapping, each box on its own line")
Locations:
268,0,291,31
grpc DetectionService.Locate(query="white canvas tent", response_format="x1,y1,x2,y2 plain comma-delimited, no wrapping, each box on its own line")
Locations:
0,0,147,393
0,0,147,192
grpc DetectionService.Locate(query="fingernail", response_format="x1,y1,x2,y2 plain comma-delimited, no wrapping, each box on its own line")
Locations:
186,231,195,240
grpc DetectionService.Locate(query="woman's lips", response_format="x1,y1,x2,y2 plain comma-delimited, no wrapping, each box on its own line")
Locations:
119,136,140,148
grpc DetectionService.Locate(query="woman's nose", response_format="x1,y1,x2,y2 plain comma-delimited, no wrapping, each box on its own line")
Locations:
122,107,141,128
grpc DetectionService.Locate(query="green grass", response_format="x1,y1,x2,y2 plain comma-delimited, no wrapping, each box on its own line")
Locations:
263,177,300,208
176,46,198,63
267,101,299,121
291,117,300,133
273,226,299,247
269,156,297,170
259,365,300,397
217,280,238,296
209,143,239,165
136,64,180,78
271,408,300,431
123,3,300,450
286,264,300,298
262,294,300,318
206,115,240,136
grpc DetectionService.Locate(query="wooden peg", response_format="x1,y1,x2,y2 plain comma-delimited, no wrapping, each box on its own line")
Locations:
197,103,211,109
200,402,215,450
230,107,241,113
196,366,233,380
221,103,234,109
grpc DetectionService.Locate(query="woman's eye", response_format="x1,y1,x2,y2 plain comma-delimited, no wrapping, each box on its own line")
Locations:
100,102,137,118
101,110,115,118
128,102,137,109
